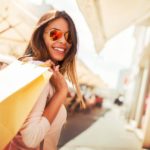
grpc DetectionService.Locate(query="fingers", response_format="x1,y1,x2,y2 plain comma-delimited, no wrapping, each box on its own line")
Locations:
50,64,59,72
39,59,55,68
45,60,55,67
39,59,61,76
54,65,59,71
44,60,60,73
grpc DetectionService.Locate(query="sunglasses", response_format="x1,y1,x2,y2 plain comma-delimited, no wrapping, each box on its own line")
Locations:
46,28,72,44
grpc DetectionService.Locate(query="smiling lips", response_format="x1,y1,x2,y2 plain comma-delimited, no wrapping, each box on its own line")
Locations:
53,47,66,54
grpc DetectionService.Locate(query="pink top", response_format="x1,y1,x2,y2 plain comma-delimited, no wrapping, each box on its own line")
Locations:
5,81,67,150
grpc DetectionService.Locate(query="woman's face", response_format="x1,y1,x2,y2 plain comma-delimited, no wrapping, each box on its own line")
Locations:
43,17,72,63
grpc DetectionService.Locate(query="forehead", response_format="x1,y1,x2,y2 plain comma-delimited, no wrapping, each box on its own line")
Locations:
45,17,69,32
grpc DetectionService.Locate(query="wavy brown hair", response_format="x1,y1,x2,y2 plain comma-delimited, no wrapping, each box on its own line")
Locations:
22,10,85,107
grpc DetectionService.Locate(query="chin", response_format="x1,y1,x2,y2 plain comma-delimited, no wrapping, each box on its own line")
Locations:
53,56,64,62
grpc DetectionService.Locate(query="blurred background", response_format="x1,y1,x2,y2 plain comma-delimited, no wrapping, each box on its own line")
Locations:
0,0,150,149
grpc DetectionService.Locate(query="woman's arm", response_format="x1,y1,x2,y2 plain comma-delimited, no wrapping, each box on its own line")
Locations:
43,91,67,123
43,65,68,123
20,82,51,148
20,65,68,148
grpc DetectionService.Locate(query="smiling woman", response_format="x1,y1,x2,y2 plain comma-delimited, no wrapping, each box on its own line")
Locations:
5,10,84,150
43,18,72,63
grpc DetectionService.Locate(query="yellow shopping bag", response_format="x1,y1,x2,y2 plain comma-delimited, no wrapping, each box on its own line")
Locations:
0,61,52,149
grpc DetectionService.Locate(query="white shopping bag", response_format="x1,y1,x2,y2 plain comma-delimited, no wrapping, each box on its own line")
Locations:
0,60,52,149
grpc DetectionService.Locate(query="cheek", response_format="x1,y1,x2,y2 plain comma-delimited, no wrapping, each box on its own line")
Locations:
45,40,50,48
44,38,53,49
43,34,51,47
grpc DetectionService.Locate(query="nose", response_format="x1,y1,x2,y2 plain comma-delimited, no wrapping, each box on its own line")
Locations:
58,34,67,44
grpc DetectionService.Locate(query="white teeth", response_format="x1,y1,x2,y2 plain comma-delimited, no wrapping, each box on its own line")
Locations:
54,47,64,52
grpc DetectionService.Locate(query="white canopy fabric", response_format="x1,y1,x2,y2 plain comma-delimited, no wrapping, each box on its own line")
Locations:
76,0,150,52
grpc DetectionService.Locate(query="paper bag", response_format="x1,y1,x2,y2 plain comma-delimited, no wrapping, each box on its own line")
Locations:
0,60,52,149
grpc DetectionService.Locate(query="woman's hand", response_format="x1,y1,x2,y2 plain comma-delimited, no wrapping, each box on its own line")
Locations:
43,62,68,124
41,59,68,97
50,65,68,97
39,59,55,70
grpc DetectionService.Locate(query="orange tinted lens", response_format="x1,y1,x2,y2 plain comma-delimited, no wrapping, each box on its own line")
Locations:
65,32,72,44
49,29,62,41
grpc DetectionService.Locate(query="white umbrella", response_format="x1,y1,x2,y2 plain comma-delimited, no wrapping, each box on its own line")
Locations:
76,0,150,52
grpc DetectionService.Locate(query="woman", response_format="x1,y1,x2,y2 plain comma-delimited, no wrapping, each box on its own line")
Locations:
5,10,84,150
